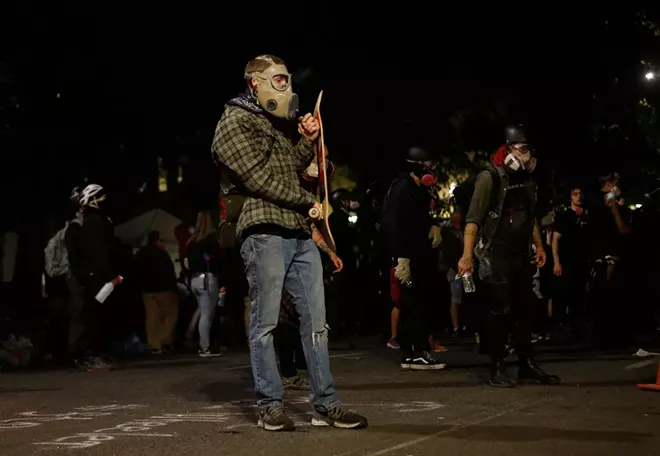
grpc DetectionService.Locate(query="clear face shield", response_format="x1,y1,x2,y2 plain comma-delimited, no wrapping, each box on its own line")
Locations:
265,73,291,91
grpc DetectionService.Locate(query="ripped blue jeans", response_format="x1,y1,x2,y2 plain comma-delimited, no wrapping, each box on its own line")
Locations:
241,234,339,410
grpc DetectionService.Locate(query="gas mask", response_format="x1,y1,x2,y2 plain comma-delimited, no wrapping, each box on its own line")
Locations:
420,172,438,187
409,161,438,187
504,147,537,173
252,64,299,120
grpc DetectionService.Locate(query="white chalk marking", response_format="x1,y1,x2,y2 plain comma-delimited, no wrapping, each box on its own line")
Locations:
395,401,444,412
89,433,175,437
0,421,40,429
362,398,548,456
75,404,147,412
205,399,443,413
35,433,115,449
0,410,118,429
0,405,149,430
624,359,658,370
19,411,112,419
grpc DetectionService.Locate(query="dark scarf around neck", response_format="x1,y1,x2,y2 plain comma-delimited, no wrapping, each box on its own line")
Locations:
227,91,263,114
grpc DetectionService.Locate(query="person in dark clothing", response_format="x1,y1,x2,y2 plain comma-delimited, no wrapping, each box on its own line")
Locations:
551,187,590,341
458,126,560,387
217,177,250,342
64,184,116,371
327,188,359,336
382,146,445,370
186,211,223,357
588,173,632,348
136,231,179,354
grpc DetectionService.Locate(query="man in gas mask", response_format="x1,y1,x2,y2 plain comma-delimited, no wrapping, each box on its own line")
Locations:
212,55,367,431
458,125,561,387
382,146,445,370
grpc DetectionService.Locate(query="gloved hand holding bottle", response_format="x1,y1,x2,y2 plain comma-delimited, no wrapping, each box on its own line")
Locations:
394,258,412,287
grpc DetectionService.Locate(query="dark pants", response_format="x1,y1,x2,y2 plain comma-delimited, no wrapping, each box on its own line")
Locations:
326,266,358,337
275,323,307,378
67,275,103,359
590,261,631,348
398,257,433,355
480,249,535,359
555,262,589,337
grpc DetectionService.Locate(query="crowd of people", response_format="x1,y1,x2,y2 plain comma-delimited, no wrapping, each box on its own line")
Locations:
2,53,659,434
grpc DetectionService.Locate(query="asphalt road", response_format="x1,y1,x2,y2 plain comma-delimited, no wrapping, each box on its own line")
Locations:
1,341,660,456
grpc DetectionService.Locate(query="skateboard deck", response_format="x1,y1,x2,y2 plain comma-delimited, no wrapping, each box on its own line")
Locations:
312,91,337,252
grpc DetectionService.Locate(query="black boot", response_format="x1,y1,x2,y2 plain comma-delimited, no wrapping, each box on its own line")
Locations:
518,357,561,385
489,358,515,388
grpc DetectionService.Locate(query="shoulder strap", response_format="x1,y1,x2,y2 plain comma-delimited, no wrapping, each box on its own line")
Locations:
382,176,406,212
479,165,508,254
526,178,537,218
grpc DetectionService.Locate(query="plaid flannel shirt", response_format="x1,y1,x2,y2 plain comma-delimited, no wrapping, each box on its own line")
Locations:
212,105,317,241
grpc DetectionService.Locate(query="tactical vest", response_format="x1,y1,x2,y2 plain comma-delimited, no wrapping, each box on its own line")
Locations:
476,166,537,258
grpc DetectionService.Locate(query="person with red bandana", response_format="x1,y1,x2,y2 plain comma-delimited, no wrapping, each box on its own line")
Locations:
458,125,561,387
381,146,446,370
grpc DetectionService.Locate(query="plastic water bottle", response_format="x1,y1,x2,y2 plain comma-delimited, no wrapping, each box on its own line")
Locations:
462,272,476,293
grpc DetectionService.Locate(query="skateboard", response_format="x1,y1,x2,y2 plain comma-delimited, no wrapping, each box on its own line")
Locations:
308,90,337,252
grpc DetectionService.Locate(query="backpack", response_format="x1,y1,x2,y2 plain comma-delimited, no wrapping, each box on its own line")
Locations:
380,175,408,252
452,164,501,224
44,219,82,278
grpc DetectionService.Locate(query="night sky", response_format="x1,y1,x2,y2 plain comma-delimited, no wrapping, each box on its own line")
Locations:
2,4,659,229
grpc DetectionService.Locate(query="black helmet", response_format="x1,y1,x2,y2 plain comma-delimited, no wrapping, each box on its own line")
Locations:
331,188,349,205
505,125,527,144
407,146,433,162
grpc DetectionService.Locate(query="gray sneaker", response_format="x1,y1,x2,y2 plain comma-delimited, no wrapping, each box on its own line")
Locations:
198,348,222,358
257,405,295,432
85,357,111,372
311,406,368,429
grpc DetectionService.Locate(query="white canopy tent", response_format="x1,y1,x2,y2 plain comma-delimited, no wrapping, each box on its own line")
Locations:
114,209,183,276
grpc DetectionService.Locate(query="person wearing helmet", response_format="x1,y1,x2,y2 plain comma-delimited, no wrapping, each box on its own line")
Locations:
212,55,367,432
381,146,446,370
457,125,560,387
64,183,115,372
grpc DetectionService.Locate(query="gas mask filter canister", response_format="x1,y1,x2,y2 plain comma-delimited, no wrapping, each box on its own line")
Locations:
504,149,537,173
